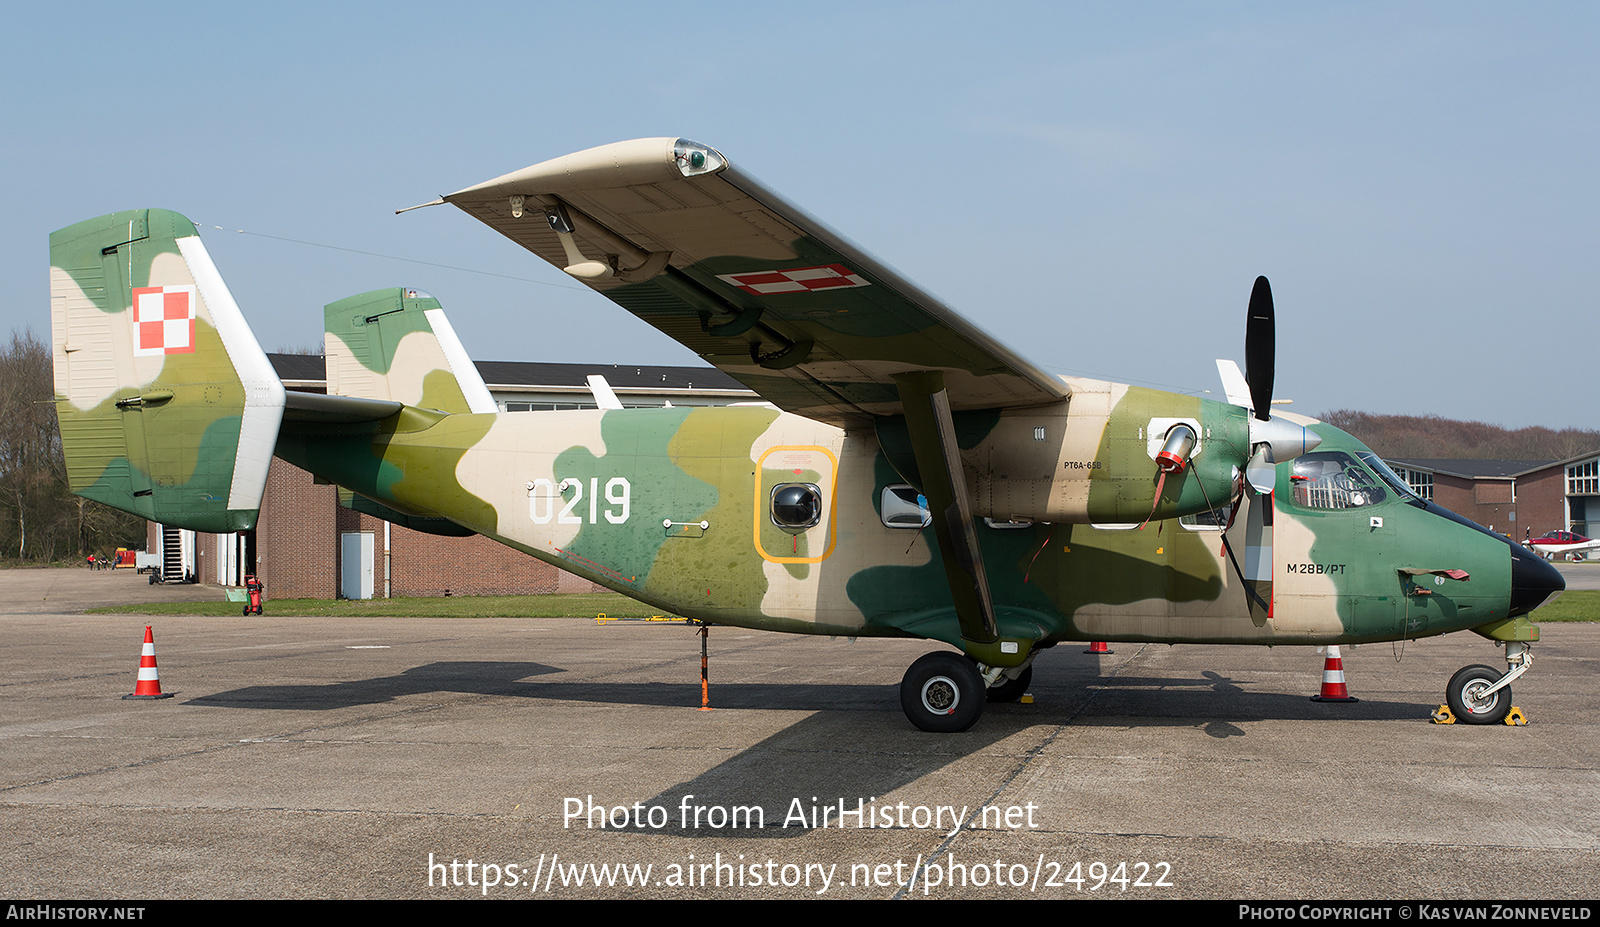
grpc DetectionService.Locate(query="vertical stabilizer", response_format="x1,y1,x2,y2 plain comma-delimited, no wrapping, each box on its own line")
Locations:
50,210,285,532
323,288,497,414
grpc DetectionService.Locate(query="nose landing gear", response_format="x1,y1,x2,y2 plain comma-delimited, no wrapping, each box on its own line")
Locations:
1434,642,1532,725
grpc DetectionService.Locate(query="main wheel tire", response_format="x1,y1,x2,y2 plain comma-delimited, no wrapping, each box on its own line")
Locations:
1447,664,1512,725
985,665,1033,703
900,652,985,733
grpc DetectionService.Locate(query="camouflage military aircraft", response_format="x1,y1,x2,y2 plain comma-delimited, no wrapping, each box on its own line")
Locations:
49,138,1564,732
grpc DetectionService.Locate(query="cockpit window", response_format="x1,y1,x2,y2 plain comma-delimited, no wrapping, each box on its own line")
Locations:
1358,452,1424,503
1289,451,1389,510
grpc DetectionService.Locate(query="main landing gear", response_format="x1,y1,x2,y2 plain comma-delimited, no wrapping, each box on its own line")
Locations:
899,652,1036,732
1442,642,1533,725
983,663,1033,703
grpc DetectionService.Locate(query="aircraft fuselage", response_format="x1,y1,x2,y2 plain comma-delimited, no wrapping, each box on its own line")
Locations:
272,393,1540,653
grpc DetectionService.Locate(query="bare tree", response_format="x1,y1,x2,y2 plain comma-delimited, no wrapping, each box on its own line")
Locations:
1320,410,1600,461
0,329,143,562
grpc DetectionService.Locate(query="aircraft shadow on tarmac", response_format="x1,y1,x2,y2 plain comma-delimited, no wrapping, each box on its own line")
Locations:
187,660,912,715
187,658,1425,724
188,657,1428,834
582,666,1434,838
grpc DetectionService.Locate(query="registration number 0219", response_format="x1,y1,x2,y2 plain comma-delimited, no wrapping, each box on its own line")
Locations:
528,477,631,525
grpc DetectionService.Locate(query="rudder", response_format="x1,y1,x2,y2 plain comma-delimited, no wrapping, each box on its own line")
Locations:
322,288,496,414
49,209,285,532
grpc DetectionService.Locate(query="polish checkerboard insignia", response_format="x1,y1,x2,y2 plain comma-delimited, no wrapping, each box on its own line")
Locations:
716,264,869,296
132,285,197,356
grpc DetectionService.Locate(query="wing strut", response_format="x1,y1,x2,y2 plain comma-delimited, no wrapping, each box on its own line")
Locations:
894,372,1029,666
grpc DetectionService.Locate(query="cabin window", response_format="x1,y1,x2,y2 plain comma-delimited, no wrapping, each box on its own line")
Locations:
880,484,931,529
1180,503,1233,530
1290,452,1389,510
771,483,822,529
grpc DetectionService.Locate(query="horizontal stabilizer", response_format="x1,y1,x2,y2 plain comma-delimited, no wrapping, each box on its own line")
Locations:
283,390,403,424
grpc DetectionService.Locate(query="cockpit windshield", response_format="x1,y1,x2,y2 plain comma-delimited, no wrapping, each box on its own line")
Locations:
1289,451,1390,510
1357,452,1424,504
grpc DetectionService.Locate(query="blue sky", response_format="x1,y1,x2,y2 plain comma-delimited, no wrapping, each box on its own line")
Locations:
5,2,1596,429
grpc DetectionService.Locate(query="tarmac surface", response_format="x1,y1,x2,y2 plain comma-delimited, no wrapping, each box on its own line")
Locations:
1554,560,1600,591
2,567,1597,900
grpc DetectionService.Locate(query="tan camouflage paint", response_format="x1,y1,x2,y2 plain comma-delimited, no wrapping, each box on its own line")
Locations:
52,200,1546,659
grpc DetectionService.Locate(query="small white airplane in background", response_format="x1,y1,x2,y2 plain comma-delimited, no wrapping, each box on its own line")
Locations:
1524,530,1600,562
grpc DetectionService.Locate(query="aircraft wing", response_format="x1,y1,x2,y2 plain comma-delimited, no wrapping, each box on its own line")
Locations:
441,138,1069,429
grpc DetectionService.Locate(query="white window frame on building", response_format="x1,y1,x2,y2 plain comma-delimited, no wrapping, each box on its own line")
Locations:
1393,467,1434,501
1568,459,1599,496
1568,457,1600,536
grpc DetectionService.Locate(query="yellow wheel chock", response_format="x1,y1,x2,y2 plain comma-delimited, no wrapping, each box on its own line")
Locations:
1430,704,1528,725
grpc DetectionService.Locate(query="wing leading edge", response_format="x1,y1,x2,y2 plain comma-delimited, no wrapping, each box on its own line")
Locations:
442,138,1068,429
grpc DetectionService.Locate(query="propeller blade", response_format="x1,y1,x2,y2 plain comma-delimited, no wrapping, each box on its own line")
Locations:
1246,445,1277,494
1214,359,1251,407
1245,276,1274,422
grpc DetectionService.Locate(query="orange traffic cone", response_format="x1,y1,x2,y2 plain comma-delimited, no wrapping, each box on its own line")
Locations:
1083,641,1113,655
1310,645,1358,703
122,626,174,700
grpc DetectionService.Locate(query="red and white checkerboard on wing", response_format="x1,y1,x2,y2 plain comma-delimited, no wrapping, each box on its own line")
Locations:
715,264,869,296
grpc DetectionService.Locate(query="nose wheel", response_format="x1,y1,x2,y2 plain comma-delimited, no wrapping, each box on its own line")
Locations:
1445,665,1512,725
1437,643,1533,725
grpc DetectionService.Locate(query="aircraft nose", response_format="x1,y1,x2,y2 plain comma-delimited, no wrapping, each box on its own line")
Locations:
1509,544,1565,616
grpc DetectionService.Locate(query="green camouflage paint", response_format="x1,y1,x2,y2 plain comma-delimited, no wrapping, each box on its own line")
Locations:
51,148,1564,730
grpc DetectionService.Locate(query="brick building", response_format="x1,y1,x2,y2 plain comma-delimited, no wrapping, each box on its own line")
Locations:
1386,451,1600,541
